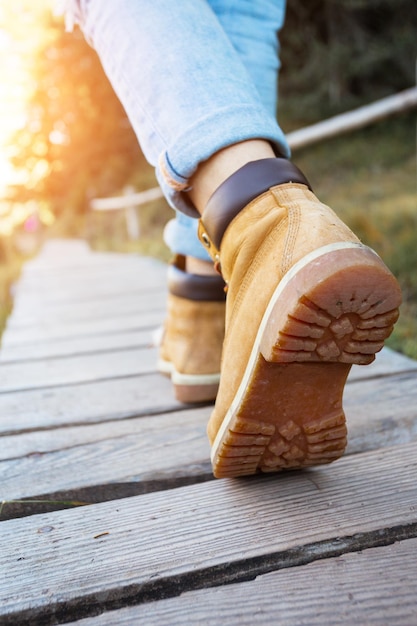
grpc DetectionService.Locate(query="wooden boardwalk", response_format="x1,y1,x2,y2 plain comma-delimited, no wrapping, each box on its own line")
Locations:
1,239,417,625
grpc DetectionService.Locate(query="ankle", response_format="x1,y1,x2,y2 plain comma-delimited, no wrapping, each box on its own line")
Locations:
188,139,275,213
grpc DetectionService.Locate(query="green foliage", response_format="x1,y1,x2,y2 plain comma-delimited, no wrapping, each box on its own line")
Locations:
350,210,417,360
9,18,145,220
9,2,417,217
87,197,172,261
3,5,416,359
0,239,25,344
292,113,417,359
280,0,417,125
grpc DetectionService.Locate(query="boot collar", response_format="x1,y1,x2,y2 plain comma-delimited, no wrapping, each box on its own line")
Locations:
198,158,312,256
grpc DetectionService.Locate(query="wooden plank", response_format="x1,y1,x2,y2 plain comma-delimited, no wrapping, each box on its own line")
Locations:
0,373,180,434
10,258,167,307
19,238,91,264
0,341,414,394
6,291,167,328
67,538,417,625
17,251,166,278
1,311,163,346
2,369,414,459
0,329,157,363
10,279,165,308
15,266,164,292
347,347,417,380
0,355,415,436
0,408,211,501
6,295,165,337
1,442,416,625
0,406,208,462
1,370,416,500
0,345,161,393
17,254,163,276
345,370,417,454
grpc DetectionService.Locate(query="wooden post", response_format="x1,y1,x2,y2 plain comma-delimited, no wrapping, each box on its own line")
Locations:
90,186,163,242
123,186,140,240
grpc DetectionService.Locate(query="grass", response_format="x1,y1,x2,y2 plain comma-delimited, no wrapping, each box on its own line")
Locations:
87,196,172,263
1,112,416,357
0,238,26,345
289,112,417,359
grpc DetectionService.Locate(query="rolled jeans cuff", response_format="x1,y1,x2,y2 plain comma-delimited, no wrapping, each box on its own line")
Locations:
155,104,290,217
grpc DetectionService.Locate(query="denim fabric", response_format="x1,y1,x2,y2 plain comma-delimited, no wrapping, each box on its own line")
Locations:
64,0,289,259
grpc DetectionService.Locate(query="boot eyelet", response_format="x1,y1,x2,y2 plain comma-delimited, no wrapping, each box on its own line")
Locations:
201,232,211,248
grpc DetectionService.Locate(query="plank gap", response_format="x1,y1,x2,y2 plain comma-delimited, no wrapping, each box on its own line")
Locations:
345,366,417,385
0,470,214,521
0,403,204,438
1,323,159,348
0,342,156,366
0,370,162,396
5,521,417,626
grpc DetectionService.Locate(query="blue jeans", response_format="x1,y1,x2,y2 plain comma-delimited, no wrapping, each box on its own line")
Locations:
65,0,290,259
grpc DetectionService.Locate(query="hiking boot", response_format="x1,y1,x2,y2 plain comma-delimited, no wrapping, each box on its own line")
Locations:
158,254,226,403
198,158,402,478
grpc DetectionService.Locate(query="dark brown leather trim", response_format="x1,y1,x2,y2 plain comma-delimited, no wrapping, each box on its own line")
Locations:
201,158,312,251
168,262,226,301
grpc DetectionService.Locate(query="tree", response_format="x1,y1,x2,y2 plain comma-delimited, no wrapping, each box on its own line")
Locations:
279,0,417,122
9,3,417,218
9,17,146,219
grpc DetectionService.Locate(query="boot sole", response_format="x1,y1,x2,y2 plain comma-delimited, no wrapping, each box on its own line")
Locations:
211,242,402,478
158,357,220,404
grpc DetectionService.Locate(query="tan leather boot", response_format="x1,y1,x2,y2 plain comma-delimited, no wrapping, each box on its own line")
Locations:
198,159,402,478
158,254,226,403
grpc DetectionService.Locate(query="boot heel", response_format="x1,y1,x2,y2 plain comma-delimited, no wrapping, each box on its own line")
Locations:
259,244,401,366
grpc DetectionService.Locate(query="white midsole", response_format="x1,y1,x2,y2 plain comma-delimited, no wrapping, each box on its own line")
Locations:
210,241,372,463
158,358,220,386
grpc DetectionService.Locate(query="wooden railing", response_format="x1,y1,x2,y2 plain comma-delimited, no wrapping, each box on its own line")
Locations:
90,86,417,239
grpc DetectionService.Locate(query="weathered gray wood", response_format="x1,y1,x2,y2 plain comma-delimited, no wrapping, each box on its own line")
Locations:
1,442,416,625
15,271,163,296
1,238,416,626
16,238,91,266
1,370,417,500
0,328,157,363
1,370,416,459
0,406,208,462
10,271,166,312
14,278,164,305
16,256,165,287
0,373,181,434
1,311,163,346
1,407,211,500
0,371,177,430
345,371,417,453
0,342,413,395
347,346,417,380
18,254,164,276
67,538,417,625
0,354,414,434
6,291,167,329
0,346,159,393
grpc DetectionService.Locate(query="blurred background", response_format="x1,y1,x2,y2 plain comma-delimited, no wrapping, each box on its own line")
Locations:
0,0,416,356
